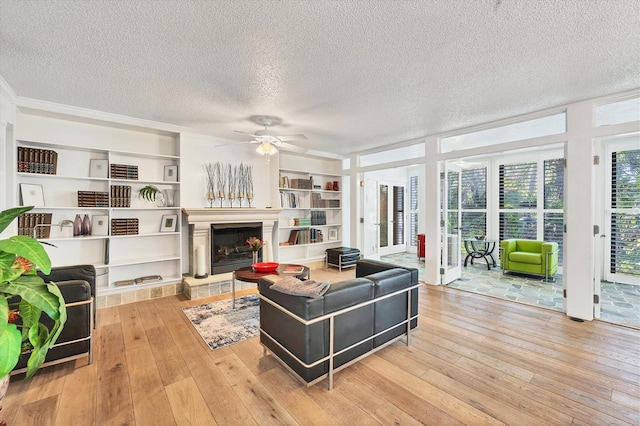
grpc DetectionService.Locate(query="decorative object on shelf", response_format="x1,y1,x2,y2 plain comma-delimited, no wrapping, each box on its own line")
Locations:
333,181,339,191
111,218,139,235
110,163,138,180
92,215,108,236
215,162,226,207
195,244,208,279
325,182,333,190
245,164,254,208
89,159,109,178
73,214,82,236
138,185,162,206
0,206,67,380
17,147,57,174
160,214,178,232
77,190,109,207
82,214,91,236
328,228,338,241
111,185,132,207
204,163,216,207
19,183,45,207
246,236,263,265
18,212,53,238
228,164,236,207
163,165,178,182
163,189,177,208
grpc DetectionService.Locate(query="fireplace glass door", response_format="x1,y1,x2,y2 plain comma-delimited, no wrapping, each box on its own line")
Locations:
210,222,263,274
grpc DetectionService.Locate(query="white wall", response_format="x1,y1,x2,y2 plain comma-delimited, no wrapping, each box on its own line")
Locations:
179,132,275,209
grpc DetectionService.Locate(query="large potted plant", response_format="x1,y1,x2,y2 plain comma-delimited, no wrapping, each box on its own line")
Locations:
0,206,67,388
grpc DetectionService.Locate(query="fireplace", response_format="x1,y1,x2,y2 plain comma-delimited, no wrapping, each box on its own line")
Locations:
182,208,282,279
211,222,262,274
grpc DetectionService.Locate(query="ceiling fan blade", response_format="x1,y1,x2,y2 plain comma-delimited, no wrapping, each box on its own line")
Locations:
277,142,308,153
214,141,254,148
277,134,308,142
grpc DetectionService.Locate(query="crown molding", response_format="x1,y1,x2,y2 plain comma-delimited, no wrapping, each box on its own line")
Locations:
0,75,18,102
15,96,185,134
0,75,184,134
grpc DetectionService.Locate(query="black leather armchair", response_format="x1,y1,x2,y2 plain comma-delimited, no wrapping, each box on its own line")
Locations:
12,265,95,375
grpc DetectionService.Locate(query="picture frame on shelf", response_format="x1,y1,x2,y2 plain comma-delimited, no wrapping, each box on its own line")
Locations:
89,159,109,178
20,183,45,207
92,215,109,236
164,165,178,182
160,214,178,232
328,228,338,241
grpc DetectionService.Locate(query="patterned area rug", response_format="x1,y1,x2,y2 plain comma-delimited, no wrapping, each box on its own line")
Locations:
182,294,260,350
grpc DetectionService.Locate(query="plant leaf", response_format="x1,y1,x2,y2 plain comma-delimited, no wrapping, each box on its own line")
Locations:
0,235,51,274
0,206,33,234
0,323,21,378
2,275,60,320
26,323,49,378
19,298,42,341
0,296,9,337
45,282,67,346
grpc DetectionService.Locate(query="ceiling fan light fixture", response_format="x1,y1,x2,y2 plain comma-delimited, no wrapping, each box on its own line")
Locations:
256,142,277,156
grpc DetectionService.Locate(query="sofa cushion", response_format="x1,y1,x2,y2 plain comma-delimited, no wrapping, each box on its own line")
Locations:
509,251,542,265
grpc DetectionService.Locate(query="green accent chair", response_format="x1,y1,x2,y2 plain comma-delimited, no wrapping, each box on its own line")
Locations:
500,239,559,281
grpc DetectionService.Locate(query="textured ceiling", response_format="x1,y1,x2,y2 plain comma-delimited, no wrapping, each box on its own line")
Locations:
1,0,639,156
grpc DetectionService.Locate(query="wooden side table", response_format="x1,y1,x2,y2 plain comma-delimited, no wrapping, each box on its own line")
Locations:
232,264,310,309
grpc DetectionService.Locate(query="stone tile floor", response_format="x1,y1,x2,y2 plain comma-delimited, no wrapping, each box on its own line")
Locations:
381,252,640,329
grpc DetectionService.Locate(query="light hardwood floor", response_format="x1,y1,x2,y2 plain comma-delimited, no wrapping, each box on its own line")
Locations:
2,267,639,425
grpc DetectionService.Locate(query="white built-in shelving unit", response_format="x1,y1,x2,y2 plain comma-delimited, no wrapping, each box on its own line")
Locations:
277,160,343,264
12,111,182,297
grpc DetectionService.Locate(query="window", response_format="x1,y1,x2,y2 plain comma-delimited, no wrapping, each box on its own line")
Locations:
499,162,538,240
409,176,418,247
440,113,566,153
460,167,487,239
609,149,640,276
499,158,565,266
596,97,640,127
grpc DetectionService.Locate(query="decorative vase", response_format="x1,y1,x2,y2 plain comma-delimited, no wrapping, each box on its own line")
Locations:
163,189,176,207
82,214,91,235
333,181,339,191
154,191,166,207
252,251,258,265
73,214,82,237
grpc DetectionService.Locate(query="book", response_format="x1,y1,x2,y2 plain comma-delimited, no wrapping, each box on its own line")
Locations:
283,265,305,274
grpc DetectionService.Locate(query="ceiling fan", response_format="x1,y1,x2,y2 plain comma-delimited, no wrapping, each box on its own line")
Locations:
231,116,308,158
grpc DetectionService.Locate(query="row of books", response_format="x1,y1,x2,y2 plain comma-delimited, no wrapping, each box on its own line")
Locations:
110,163,138,180
17,147,58,174
110,185,132,207
111,218,139,236
286,229,324,245
280,191,301,208
310,193,340,208
17,213,53,238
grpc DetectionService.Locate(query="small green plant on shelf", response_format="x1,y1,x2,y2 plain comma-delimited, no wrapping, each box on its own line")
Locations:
138,185,161,202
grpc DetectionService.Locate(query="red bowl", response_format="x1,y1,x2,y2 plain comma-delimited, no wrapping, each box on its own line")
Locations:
252,262,279,272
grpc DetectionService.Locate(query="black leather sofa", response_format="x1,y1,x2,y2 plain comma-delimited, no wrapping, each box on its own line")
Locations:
12,265,95,375
258,259,419,389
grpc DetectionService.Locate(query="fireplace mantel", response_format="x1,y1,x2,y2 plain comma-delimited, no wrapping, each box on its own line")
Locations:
182,208,282,277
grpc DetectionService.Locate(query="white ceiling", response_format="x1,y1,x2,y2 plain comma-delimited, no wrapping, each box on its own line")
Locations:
1,0,639,156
